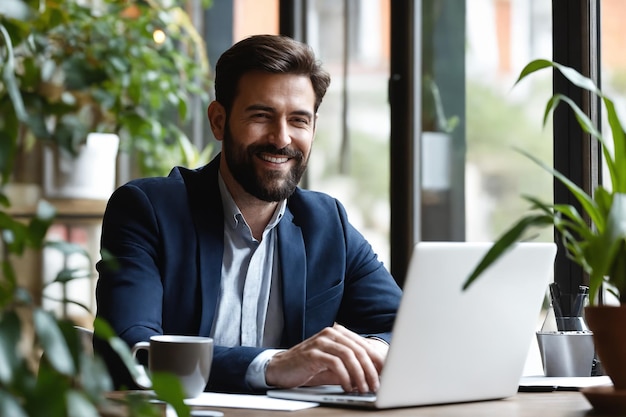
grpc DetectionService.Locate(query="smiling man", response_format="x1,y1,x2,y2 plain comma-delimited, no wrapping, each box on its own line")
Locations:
94,34,402,394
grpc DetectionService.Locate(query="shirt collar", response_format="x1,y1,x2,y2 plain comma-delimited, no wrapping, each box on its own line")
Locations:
218,172,286,231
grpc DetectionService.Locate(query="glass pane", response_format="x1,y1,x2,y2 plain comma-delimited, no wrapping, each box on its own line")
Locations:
304,0,392,267
600,0,625,304
600,0,626,192
463,0,553,242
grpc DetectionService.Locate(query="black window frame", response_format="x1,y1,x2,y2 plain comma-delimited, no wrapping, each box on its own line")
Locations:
552,0,601,311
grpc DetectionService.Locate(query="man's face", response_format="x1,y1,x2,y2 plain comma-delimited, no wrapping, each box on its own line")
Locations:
220,72,317,202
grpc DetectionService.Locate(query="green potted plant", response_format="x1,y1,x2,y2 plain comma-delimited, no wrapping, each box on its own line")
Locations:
0,2,202,414
0,108,193,417
462,59,626,391
0,136,193,415
1,0,213,182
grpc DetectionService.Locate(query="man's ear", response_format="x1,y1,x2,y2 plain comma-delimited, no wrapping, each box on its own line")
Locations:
207,101,226,141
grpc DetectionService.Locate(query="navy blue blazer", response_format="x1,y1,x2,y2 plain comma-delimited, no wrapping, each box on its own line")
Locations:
94,155,402,393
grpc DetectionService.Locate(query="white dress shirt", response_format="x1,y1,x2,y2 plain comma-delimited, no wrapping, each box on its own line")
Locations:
210,174,286,388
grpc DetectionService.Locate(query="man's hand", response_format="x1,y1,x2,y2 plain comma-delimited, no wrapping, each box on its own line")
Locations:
264,323,388,393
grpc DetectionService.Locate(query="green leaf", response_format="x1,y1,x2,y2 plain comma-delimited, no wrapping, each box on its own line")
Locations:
0,129,17,185
0,212,29,255
93,318,143,382
152,372,191,417
79,354,113,399
0,24,28,122
515,147,603,231
42,294,93,314
518,59,602,96
33,309,75,376
583,194,626,302
594,187,614,217
547,95,603,138
463,214,554,289
551,61,603,96
26,200,56,248
0,0,34,20
0,192,9,208
123,392,163,417
99,248,120,272
45,240,91,259
514,59,553,86
604,97,626,193
34,356,72,416
0,266,17,304
47,268,93,284
0,390,28,417
0,311,21,383
66,390,100,417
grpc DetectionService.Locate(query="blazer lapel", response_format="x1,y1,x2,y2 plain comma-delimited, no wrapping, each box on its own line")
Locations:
179,158,224,336
277,209,307,346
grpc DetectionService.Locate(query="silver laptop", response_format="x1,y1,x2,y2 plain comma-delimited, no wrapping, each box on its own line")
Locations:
267,241,557,409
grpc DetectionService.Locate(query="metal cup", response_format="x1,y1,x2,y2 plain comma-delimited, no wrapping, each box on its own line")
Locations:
536,331,595,377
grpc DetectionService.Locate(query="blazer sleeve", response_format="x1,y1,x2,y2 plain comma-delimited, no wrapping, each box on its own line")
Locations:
287,191,402,345
93,176,273,394
93,182,167,389
336,200,402,341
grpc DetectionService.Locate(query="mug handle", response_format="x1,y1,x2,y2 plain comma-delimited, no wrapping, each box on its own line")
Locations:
130,341,153,389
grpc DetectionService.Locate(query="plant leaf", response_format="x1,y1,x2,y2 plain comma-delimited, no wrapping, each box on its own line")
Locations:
42,294,92,314
45,240,91,259
463,214,554,289
584,193,626,302
33,309,75,376
92,318,143,382
0,390,28,417
0,311,21,383
515,147,604,231
66,390,100,417
514,58,554,86
604,97,626,193
79,354,113,399
152,372,191,417
0,24,28,122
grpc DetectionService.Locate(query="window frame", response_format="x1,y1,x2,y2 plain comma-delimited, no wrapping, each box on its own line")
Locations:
552,0,601,310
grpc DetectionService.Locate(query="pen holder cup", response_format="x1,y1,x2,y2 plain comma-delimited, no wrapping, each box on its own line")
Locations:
556,316,589,332
536,331,595,377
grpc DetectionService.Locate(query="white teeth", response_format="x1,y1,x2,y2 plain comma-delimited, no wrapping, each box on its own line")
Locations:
261,155,288,163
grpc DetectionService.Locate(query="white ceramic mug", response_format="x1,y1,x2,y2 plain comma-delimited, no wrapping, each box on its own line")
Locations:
131,335,213,398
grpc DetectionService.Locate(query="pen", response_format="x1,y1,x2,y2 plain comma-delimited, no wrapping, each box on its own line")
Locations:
549,282,564,319
572,285,589,317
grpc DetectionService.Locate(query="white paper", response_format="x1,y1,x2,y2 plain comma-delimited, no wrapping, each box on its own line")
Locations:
184,392,319,411
166,406,224,417
519,375,613,389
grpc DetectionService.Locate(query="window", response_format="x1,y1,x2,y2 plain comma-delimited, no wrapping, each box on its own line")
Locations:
283,0,393,267
388,0,556,284
217,0,601,293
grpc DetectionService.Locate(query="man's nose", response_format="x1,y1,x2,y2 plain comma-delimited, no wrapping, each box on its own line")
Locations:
268,118,292,148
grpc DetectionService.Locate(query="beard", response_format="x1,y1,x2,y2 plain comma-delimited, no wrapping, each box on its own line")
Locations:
222,124,309,202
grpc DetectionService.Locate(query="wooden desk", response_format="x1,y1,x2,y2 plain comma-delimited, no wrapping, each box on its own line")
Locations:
201,391,595,417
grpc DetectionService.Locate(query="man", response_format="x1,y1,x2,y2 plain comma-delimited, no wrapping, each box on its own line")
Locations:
94,34,402,394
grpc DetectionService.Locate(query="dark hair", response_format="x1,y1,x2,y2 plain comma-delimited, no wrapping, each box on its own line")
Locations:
214,34,331,113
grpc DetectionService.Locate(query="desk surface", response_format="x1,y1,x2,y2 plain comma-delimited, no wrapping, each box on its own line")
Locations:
205,392,595,417
7,198,107,220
